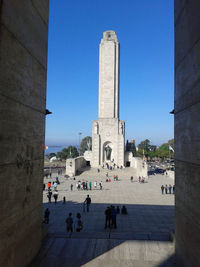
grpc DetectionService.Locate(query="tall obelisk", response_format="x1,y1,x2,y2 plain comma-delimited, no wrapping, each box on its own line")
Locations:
91,31,125,167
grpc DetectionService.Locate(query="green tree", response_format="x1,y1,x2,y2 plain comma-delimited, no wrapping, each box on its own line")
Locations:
155,142,174,159
56,146,78,160
79,136,92,154
138,139,151,152
126,140,136,156
56,151,65,160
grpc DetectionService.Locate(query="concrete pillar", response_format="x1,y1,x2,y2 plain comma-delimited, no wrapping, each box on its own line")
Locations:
0,0,49,266
175,1,200,266
98,31,119,119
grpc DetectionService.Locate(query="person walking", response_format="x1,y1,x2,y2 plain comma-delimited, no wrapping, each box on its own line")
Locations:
161,185,164,194
104,206,111,229
70,184,73,191
53,190,58,204
173,185,175,194
169,184,172,194
86,181,88,190
116,206,120,214
89,181,92,190
74,213,83,232
47,190,52,203
44,208,50,224
165,184,168,194
56,176,60,184
53,181,57,191
47,182,51,190
99,181,103,190
121,205,128,215
85,195,91,212
66,213,73,233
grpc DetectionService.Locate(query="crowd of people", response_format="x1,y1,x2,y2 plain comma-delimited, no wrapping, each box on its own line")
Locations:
101,163,124,170
44,193,128,234
130,176,146,183
161,184,175,194
75,180,103,190
43,167,174,237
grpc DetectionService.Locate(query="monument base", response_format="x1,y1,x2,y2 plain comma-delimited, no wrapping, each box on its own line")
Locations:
91,118,125,168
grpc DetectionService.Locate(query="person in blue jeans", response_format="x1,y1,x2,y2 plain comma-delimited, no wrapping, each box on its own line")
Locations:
85,195,91,212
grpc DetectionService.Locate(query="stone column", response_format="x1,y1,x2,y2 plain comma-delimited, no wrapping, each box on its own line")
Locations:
0,1,49,266
98,31,119,119
175,1,200,266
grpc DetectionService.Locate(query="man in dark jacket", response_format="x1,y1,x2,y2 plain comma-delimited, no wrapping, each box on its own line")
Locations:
85,195,91,212
104,206,111,229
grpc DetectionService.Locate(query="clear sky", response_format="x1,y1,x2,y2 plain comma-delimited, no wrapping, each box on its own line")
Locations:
46,0,174,147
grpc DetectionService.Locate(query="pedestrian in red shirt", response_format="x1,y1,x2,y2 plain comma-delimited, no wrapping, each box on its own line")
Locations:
47,182,51,190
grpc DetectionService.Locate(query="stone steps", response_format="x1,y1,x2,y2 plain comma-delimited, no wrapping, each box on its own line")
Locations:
48,231,172,242
30,237,175,267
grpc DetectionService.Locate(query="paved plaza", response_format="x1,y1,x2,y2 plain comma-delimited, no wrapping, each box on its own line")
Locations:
31,168,175,267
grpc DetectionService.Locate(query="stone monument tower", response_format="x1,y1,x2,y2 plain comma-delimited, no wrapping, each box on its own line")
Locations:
92,31,125,167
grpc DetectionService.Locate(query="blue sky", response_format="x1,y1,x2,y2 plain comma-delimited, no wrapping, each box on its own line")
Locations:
46,0,174,147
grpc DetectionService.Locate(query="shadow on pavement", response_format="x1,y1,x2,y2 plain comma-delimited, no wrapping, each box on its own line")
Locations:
29,201,175,266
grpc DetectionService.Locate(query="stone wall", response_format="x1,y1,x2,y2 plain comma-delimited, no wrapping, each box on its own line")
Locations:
132,157,148,177
175,1,200,266
124,152,148,177
66,156,86,177
0,1,49,266
84,150,92,162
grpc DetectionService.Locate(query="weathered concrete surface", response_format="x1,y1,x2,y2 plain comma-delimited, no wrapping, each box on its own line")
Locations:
66,156,86,177
175,1,200,266
0,1,49,266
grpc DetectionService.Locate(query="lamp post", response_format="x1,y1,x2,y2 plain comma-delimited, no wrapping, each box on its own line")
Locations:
78,132,82,155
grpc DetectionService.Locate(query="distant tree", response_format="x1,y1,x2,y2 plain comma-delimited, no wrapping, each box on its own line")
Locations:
56,146,78,160
126,140,136,156
66,146,79,158
126,140,129,151
79,136,92,154
138,139,151,152
56,151,65,160
158,143,169,151
155,142,174,159
136,139,174,159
